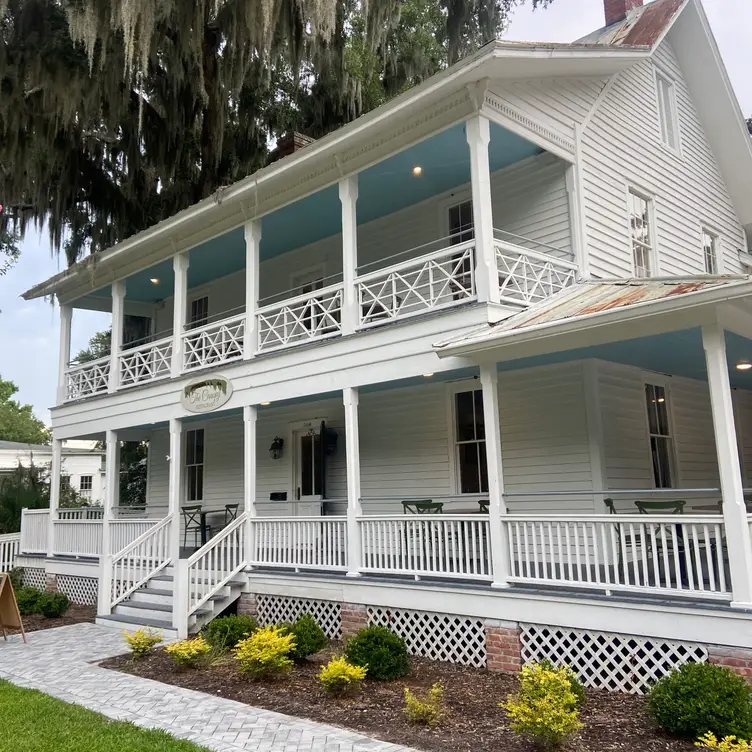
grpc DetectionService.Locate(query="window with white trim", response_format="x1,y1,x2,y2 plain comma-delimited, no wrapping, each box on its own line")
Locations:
629,190,654,278
79,475,93,499
454,389,488,494
185,429,205,502
656,72,680,151
645,384,674,489
702,229,719,274
448,201,474,299
189,296,209,329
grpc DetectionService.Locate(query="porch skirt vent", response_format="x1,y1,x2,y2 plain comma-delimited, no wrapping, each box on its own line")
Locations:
56,575,98,606
256,595,341,639
520,623,708,695
22,567,47,591
367,607,486,668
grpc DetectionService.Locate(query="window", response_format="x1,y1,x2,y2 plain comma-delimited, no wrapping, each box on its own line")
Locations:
185,429,205,502
645,384,674,488
656,73,680,151
629,190,654,278
449,201,474,299
189,296,209,330
454,389,488,494
79,475,93,499
702,229,719,274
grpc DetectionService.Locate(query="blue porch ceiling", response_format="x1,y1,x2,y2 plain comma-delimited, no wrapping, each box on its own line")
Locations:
85,122,541,305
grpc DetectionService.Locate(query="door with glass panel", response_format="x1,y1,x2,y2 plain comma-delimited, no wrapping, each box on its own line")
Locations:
293,424,323,517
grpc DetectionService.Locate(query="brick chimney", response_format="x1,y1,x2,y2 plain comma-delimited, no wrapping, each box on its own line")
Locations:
604,0,643,26
269,132,315,163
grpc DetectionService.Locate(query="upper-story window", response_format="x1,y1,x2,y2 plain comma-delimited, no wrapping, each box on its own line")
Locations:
454,389,488,494
629,190,654,278
656,72,680,151
449,201,474,244
79,475,93,499
189,296,209,329
645,383,674,489
702,229,719,274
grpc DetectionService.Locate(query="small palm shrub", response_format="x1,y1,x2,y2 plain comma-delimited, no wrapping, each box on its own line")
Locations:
345,625,409,681
404,683,447,727
166,636,212,667
202,614,258,651
281,614,328,662
15,587,42,615
234,626,295,679
649,663,752,740
37,591,70,618
502,663,583,749
319,657,367,695
696,733,752,750
124,628,163,658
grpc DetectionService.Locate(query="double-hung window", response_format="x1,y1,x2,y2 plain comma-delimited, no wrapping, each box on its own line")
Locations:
629,190,654,278
448,201,474,299
656,72,680,151
79,475,93,499
454,389,488,494
189,296,209,330
185,429,205,502
645,383,674,489
702,229,719,274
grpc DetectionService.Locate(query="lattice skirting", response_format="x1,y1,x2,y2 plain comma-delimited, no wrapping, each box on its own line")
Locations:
368,607,486,668
520,623,708,695
56,575,98,606
256,595,341,639
22,567,46,590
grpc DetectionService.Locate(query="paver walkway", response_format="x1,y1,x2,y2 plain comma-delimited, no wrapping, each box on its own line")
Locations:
0,623,416,752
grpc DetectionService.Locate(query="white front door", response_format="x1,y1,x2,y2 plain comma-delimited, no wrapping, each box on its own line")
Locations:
293,424,323,516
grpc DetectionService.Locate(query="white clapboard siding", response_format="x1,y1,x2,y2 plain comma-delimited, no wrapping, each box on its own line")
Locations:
580,41,747,279
146,428,170,508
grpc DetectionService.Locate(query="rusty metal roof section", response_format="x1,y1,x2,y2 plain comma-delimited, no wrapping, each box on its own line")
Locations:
578,0,686,48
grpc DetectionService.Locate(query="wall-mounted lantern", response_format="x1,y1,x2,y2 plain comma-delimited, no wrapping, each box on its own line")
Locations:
269,436,284,460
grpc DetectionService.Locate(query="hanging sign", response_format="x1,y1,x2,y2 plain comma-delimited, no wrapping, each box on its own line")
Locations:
181,375,233,414
0,573,26,643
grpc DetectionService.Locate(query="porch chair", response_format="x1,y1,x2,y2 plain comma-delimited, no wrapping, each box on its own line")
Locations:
181,504,203,548
209,503,240,538
634,500,686,514
478,499,489,513
604,498,641,586
634,499,688,588
402,500,443,514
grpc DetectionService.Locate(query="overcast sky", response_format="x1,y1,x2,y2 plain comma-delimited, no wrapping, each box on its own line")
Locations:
0,0,749,425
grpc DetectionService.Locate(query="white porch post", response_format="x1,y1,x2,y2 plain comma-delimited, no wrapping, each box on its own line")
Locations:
243,221,261,359
171,253,189,378
466,115,499,305
57,304,72,404
343,387,363,577
47,438,63,557
702,324,752,606
98,429,119,615
167,417,183,564
108,281,126,393
339,176,359,335
479,364,510,588
243,404,258,565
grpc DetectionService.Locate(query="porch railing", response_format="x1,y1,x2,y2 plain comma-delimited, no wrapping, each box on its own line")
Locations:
503,514,731,600
495,240,578,307
58,508,103,520
50,518,156,558
250,517,348,571
182,313,245,371
0,533,20,572
19,509,49,554
357,241,476,328
65,355,110,401
359,515,492,580
256,284,344,353
120,335,173,386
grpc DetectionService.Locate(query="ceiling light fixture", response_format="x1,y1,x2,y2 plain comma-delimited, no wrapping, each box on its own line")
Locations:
150,278,160,284
423,372,434,378
260,401,271,406
737,361,752,371
412,165,422,176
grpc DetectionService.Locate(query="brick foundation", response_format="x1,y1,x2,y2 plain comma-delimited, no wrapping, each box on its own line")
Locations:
44,573,58,593
709,645,752,680
485,619,522,673
340,603,368,638
236,593,258,618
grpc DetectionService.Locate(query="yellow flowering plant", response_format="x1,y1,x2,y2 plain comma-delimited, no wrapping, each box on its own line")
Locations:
318,657,367,695
234,626,296,679
123,628,162,658
404,682,447,727
696,733,752,750
165,636,212,667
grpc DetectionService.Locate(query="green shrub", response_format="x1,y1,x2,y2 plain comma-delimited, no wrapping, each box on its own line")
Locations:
202,614,258,651
319,657,367,695
344,625,409,681
8,567,24,591
15,586,42,615
234,626,295,679
501,663,583,748
37,591,70,618
537,658,586,707
649,662,752,740
404,683,447,727
124,628,163,658
281,614,328,662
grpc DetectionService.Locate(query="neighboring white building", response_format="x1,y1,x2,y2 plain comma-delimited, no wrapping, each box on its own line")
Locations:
12,0,752,693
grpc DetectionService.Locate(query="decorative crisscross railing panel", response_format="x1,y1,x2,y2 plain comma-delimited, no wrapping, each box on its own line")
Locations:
358,243,475,327
22,567,47,590
368,607,486,667
495,242,577,307
520,623,708,695
65,356,110,400
257,595,342,639
120,337,173,386
257,285,343,352
183,314,245,370
57,575,98,605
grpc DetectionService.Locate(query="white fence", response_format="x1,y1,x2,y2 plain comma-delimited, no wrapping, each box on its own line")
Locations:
0,533,20,572
19,509,50,554
65,355,110,400
183,314,245,370
120,336,173,386
58,508,103,520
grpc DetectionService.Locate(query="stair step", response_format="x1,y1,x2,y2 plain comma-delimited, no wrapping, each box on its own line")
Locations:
119,600,172,613
96,613,177,636
139,587,173,597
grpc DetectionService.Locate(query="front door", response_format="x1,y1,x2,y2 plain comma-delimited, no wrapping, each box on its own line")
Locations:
293,424,323,516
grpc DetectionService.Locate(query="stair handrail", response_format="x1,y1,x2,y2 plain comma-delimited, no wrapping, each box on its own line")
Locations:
110,515,172,609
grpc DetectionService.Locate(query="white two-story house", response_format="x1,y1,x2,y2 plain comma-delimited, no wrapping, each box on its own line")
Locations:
12,0,752,694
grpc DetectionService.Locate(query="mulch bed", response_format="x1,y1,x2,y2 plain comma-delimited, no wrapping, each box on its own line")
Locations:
7,604,96,634
101,644,695,751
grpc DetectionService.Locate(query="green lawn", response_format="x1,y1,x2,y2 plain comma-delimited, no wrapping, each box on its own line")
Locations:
0,680,209,752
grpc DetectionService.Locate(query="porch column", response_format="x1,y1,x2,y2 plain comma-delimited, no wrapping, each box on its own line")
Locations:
702,324,752,606
466,115,499,305
171,253,189,378
57,304,72,404
167,418,183,566
343,387,363,577
339,176,359,335
47,437,63,557
108,281,125,393
243,404,258,565
97,429,120,616
243,221,261,359
479,364,511,588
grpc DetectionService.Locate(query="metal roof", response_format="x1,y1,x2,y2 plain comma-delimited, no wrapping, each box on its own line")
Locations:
578,0,686,48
